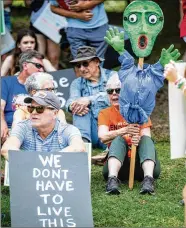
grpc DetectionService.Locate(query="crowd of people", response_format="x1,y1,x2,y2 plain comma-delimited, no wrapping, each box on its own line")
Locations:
1,0,185,203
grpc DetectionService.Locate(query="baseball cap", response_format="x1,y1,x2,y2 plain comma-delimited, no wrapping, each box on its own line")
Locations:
24,91,61,110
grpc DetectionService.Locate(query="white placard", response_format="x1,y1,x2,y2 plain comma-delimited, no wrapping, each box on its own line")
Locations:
169,62,186,159
0,27,15,55
33,2,68,44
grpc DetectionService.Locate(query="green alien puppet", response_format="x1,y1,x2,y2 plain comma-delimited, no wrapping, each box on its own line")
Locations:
105,0,181,124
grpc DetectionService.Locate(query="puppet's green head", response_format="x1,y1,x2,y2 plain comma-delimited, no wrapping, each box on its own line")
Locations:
123,0,164,57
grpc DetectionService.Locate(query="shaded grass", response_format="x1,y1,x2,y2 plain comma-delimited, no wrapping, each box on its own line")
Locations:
1,142,185,227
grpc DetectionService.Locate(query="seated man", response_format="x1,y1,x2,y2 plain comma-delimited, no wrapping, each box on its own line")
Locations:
1,50,44,144
98,74,160,195
1,91,85,160
12,72,66,128
66,46,116,149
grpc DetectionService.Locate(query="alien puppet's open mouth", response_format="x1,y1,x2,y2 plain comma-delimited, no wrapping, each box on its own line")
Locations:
138,35,148,49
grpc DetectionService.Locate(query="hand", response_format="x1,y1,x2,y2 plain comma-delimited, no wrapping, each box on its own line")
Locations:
159,44,181,67
1,120,9,145
69,1,85,11
126,124,140,136
76,10,93,21
164,60,179,82
70,97,90,115
104,27,125,55
131,134,141,146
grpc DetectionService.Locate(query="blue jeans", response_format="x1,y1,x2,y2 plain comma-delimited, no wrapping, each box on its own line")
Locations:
73,112,106,149
66,23,108,58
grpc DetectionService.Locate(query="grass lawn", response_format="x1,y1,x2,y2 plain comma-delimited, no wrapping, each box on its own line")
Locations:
1,142,185,227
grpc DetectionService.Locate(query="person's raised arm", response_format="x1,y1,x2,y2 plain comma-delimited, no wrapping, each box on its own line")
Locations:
1,136,21,160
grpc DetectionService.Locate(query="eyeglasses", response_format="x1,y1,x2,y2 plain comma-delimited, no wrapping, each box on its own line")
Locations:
36,88,57,93
74,60,92,69
26,61,44,69
27,105,54,114
106,88,121,95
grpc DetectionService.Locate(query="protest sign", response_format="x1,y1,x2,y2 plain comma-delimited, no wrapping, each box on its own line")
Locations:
169,62,186,159
50,68,76,108
9,151,94,227
1,27,15,55
0,1,5,35
33,2,68,44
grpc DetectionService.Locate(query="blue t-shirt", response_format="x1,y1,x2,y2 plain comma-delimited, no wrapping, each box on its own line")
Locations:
1,76,28,128
50,0,108,29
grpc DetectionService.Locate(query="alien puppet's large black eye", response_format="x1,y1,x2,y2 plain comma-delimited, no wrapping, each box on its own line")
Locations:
128,14,137,23
148,14,157,24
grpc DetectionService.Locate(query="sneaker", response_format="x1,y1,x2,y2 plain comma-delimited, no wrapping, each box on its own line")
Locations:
106,176,120,195
140,175,155,195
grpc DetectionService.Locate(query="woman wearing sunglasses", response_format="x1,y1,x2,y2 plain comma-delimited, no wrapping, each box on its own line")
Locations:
12,72,66,128
98,74,160,195
1,29,56,77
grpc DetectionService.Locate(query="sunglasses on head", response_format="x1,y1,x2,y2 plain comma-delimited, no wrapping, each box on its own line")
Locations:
74,60,92,69
106,88,121,95
27,105,54,114
26,61,44,69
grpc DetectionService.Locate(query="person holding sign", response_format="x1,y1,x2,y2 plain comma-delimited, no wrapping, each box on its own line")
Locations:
1,50,44,144
98,74,160,194
66,46,116,149
12,72,67,128
164,60,186,96
24,0,61,69
1,91,85,161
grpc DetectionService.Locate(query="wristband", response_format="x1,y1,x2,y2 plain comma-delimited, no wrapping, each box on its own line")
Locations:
175,78,186,89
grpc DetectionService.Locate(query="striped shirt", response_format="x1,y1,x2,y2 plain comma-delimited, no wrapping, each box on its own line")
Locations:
10,119,81,152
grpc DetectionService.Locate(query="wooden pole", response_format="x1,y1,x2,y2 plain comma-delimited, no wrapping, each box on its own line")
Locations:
138,57,144,69
129,57,144,189
129,144,137,189
183,185,186,227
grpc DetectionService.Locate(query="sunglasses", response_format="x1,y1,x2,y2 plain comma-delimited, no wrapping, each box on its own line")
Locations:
26,61,44,69
106,88,121,95
74,60,92,69
27,105,54,114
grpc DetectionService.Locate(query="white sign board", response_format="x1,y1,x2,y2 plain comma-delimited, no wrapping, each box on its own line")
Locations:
33,2,68,44
0,27,15,55
169,62,186,159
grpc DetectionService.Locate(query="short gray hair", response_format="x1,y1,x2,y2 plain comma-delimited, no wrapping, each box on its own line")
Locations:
19,50,44,72
25,72,54,94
